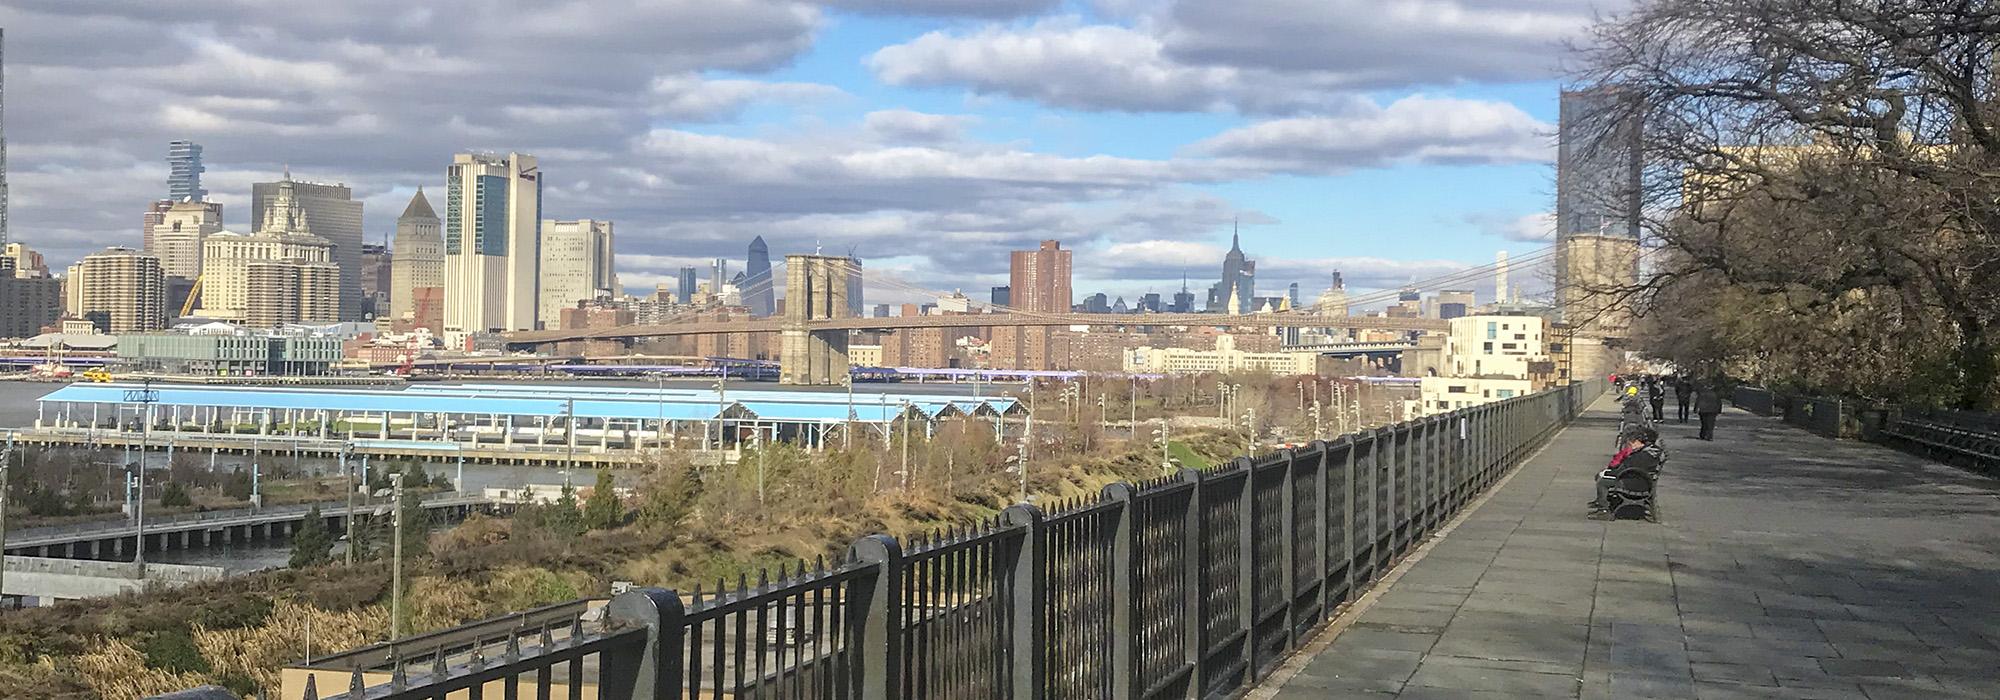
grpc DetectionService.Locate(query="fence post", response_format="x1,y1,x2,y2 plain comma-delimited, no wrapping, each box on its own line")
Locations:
1342,436,1357,601
848,534,904,700
1311,441,1331,623
1103,482,1138,700
599,587,685,700
1278,448,1298,651
1180,466,1208,697
1001,503,1046,700
1235,457,1258,683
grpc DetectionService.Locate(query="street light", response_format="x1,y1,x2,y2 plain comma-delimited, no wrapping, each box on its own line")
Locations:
1244,407,1258,457
124,380,159,566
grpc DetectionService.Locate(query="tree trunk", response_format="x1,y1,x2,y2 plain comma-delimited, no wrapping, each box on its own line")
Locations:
1954,317,1998,411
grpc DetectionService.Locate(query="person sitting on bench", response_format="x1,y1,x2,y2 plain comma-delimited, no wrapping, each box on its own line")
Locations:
1590,425,1663,520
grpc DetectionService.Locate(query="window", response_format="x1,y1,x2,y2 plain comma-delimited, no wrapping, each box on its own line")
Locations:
1483,342,1493,352
1502,343,1516,350
1447,385,1468,393
1514,334,1526,340
1487,322,1497,339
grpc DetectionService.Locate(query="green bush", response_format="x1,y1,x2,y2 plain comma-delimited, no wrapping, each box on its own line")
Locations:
158,482,193,508
192,595,274,630
140,630,210,674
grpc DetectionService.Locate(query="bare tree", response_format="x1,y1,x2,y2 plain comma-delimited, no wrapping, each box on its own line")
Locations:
1575,0,2000,408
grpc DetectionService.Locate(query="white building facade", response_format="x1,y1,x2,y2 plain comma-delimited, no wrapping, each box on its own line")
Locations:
444,152,542,345
536,218,613,324
148,200,222,280
1122,334,1318,375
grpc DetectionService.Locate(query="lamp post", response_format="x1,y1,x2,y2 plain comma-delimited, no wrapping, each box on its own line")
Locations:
564,398,577,491
1244,408,1257,457
1,432,13,603
342,443,356,566
124,381,159,566
390,472,404,640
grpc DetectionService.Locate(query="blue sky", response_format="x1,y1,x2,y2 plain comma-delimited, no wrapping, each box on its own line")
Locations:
1,0,1614,305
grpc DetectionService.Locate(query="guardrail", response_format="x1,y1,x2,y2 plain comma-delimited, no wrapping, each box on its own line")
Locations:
161,380,1602,700
1733,386,2000,472
5,493,491,548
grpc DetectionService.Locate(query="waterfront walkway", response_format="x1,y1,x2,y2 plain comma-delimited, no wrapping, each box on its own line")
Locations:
1256,399,2000,699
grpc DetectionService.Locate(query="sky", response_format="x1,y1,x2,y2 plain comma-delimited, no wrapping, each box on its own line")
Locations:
0,0,1626,307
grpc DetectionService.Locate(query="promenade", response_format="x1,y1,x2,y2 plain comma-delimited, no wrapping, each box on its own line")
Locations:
1256,399,2000,699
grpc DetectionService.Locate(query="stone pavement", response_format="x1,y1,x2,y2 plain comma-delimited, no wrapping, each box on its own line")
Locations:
1258,398,2000,699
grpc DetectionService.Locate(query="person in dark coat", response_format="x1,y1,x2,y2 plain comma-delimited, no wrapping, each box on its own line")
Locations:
1693,382,1724,440
1646,377,1667,421
1591,425,1664,519
1673,376,1694,423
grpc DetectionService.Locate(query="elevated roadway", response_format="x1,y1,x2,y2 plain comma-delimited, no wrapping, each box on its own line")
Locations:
503,312,1447,346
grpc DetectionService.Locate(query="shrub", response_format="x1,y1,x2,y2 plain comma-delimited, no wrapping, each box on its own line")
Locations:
139,630,210,674
158,482,193,508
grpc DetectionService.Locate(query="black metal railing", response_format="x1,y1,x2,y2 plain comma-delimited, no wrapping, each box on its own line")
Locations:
160,380,1601,700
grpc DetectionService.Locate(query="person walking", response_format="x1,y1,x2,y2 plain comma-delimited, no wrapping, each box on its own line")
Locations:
1647,377,1667,422
1694,381,1724,440
1673,376,1694,423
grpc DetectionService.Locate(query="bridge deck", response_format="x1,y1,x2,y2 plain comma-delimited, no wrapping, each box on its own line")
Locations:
1255,398,2000,699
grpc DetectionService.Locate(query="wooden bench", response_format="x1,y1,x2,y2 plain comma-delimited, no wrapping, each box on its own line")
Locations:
1881,418,2000,473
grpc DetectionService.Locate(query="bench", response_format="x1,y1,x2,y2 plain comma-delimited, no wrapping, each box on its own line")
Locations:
1880,418,2000,474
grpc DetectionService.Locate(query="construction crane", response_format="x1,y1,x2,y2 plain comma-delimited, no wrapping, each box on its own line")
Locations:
178,276,203,317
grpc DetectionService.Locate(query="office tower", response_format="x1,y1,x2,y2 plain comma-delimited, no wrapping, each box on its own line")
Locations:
1009,240,1072,314
743,235,774,317
872,303,890,318
361,242,391,318
148,199,223,280
1287,282,1300,310
1083,292,1110,313
71,247,167,333
0,30,8,248
677,266,698,304
1495,250,1510,305
1556,88,1643,334
167,140,206,202
444,152,542,342
990,285,1011,307
1206,227,1257,314
1172,273,1196,313
253,171,364,319
198,179,335,322
1137,292,1161,313
711,258,728,300
3,241,45,278
1316,271,1348,317
539,219,615,323
1437,289,1476,320
0,257,58,338
390,188,444,327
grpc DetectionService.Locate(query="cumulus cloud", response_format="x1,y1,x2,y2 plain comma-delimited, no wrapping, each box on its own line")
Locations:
1465,211,1557,242
862,109,977,144
868,19,1366,114
1191,96,1553,174
869,1,1622,114
818,0,1059,18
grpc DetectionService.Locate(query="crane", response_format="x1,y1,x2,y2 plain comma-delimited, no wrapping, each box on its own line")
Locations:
178,276,203,318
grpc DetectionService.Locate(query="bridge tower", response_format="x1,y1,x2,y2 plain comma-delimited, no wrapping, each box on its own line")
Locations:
780,255,855,385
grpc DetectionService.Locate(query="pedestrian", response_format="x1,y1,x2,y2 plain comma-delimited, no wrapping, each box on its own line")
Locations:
1673,376,1693,423
1693,381,1724,441
1647,376,1666,422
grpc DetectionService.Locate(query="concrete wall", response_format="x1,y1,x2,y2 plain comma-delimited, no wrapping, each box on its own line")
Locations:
2,555,224,600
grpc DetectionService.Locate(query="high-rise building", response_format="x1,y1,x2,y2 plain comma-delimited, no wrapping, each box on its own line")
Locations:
444,152,542,343
3,241,46,278
538,219,615,323
743,235,774,317
1437,289,1476,320
711,258,728,300
0,257,58,338
677,266,698,304
244,258,340,327
1556,88,1642,333
990,285,1011,307
390,188,444,328
1138,292,1162,313
0,30,9,249
253,172,364,319
1009,240,1071,314
361,242,391,319
1171,273,1196,313
167,140,206,203
197,179,336,322
1207,227,1256,313
1287,282,1300,310
1082,292,1110,313
148,199,223,280
70,247,167,333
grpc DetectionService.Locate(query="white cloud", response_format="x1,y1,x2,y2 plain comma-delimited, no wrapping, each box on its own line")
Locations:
1465,211,1556,242
817,0,1058,18
1191,96,1553,174
862,109,977,144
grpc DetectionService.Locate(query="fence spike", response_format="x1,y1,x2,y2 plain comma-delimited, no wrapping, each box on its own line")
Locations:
570,614,585,640
692,581,704,603
349,666,365,696
432,644,448,679
815,554,828,573
302,674,319,700
469,646,485,671
717,577,728,601
390,649,408,691
539,622,555,651
505,630,522,663
758,567,770,590
737,572,749,597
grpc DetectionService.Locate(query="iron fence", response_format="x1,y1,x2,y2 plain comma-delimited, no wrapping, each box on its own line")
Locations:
168,380,1601,700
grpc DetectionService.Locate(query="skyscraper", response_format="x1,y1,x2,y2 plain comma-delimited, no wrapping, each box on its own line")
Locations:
1171,273,1196,313
743,235,774,317
149,200,222,280
1207,226,1255,313
198,178,336,322
677,266,698,304
1009,240,1072,314
390,188,444,328
1315,271,1348,317
361,242,391,319
70,247,167,333
444,152,542,343
1287,282,1300,310
0,30,9,249
167,140,207,203
253,172,364,319
538,219,615,322
1556,88,1642,335
990,285,1010,307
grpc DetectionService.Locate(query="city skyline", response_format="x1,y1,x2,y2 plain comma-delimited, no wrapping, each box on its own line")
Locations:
0,2,1594,306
